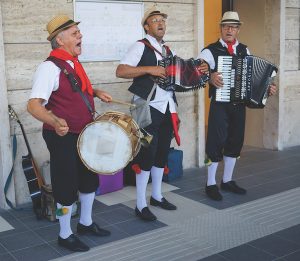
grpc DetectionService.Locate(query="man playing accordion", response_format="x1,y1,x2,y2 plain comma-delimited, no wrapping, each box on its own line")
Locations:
198,11,277,201
116,5,208,221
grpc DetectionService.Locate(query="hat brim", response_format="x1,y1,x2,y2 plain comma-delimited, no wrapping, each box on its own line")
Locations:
47,21,80,41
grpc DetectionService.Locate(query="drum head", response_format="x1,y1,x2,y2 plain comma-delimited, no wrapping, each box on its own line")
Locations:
78,121,132,174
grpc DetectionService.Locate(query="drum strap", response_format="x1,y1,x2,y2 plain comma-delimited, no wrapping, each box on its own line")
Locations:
47,57,94,116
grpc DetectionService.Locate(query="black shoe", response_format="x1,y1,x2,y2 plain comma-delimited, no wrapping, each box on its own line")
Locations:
58,234,89,252
150,197,177,210
135,207,157,221
221,180,247,194
77,222,111,237
205,185,223,201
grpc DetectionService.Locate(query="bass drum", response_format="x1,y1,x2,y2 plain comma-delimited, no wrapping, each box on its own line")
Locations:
77,111,141,175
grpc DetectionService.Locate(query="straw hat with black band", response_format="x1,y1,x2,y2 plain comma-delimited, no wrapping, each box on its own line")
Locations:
47,14,80,41
220,11,243,25
141,6,168,26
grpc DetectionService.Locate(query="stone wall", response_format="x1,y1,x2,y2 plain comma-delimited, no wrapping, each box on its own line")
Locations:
280,0,300,148
0,0,201,205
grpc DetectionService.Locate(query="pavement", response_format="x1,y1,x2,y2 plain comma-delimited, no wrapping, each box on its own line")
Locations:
0,145,300,261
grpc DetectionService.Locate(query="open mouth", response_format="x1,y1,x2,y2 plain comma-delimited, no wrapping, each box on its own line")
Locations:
76,42,82,47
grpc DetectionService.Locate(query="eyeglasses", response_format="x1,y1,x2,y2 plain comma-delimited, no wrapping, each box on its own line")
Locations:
149,18,166,24
222,24,240,30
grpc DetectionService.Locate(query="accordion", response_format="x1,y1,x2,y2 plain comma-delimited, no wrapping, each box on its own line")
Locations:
216,55,278,108
157,55,210,92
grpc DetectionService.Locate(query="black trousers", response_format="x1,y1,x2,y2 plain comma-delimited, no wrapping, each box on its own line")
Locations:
206,101,246,162
135,106,173,171
42,129,99,205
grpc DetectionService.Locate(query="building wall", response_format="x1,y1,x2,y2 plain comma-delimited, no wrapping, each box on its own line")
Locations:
234,0,300,151
280,0,300,148
0,0,203,206
234,0,280,149
1,0,299,208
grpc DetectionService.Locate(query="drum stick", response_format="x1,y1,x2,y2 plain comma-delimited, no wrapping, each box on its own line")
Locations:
110,99,136,108
47,110,64,127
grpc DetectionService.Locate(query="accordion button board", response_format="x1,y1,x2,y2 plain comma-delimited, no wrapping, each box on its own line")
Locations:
158,55,210,92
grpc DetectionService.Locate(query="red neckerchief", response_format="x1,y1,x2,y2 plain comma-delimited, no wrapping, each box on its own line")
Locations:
226,39,236,55
49,49,93,95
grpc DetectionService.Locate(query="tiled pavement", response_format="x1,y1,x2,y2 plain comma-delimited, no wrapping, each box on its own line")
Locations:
0,146,300,261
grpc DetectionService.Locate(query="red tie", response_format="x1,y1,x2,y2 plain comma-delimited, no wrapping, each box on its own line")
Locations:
226,39,236,55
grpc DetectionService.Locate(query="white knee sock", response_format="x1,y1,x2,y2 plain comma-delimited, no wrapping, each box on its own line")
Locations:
79,192,95,226
223,156,236,183
136,170,150,211
151,166,164,201
57,203,73,239
207,162,218,186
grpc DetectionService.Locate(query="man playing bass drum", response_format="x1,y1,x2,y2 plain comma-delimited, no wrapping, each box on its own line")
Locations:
27,15,112,252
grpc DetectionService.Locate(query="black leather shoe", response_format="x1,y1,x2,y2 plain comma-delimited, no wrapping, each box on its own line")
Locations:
205,185,223,201
135,207,157,221
58,234,89,252
221,180,247,194
77,222,111,237
150,197,177,210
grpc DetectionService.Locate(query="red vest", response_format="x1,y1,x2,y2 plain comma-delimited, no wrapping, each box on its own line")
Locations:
43,60,94,134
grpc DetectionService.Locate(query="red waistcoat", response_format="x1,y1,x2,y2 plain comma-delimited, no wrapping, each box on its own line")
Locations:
43,59,94,134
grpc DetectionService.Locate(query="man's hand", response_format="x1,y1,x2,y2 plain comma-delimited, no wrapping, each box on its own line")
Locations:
53,117,69,136
147,66,167,78
197,59,210,75
268,83,277,96
209,72,224,88
47,110,69,136
94,89,112,103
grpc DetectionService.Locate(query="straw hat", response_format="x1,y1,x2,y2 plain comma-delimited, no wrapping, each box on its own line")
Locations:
220,11,242,25
141,5,168,26
46,14,80,41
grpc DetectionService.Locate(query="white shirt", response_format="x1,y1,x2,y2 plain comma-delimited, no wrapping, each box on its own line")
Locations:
198,38,250,69
30,60,74,105
120,34,176,114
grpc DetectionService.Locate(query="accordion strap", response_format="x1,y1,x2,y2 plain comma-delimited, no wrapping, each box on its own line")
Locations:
138,39,171,57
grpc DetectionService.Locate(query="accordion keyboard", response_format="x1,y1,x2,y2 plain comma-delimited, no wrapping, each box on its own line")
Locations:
216,56,235,102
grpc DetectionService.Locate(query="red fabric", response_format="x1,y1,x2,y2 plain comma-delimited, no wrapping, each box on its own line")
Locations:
50,49,93,95
226,39,236,55
171,113,181,146
132,164,141,174
163,166,169,175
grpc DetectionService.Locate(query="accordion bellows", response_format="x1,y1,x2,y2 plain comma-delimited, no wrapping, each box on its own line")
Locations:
158,55,210,92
